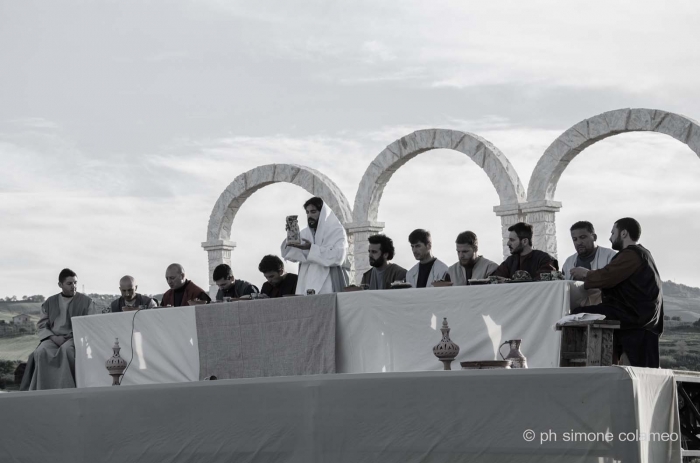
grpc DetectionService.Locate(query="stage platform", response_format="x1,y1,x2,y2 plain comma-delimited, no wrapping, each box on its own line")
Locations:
0,367,681,462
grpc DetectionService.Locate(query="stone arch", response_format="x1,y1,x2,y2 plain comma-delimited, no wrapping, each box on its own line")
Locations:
524,108,700,258
202,164,353,294
527,108,700,202
349,129,526,281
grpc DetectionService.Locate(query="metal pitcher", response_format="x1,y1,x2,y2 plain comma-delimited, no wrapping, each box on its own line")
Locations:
499,339,528,369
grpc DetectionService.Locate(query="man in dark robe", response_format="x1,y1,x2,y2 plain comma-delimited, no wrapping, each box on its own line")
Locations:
110,275,157,312
258,255,298,298
213,263,259,300
160,263,211,307
360,234,407,289
490,222,558,281
22,268,96,390
570,218,663,368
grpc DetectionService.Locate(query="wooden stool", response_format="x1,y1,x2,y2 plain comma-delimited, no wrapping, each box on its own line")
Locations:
556,320,620,367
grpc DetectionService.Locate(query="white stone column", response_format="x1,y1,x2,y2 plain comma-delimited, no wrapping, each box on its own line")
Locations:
520,200,562,260
201,239,237,297
493,205,525,261
344,221,386,285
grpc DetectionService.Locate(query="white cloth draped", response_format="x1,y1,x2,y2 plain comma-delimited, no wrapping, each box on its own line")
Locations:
281,204,349,294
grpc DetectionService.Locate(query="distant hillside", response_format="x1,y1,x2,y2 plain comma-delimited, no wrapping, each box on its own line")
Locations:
0,301,42,315
662,281,700,322
663,281,700,298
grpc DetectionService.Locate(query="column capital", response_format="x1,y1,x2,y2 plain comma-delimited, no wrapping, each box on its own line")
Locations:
519,200,562,213
201,239,237,251
344,221,386,233
492,203,523,217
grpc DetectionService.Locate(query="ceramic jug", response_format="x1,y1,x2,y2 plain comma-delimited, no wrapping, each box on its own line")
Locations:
499,339,528,369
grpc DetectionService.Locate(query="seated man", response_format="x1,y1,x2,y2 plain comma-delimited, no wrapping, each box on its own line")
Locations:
447,231,498,284
161,263,211,307
258,255,298,298
22,268,96,390
570,218,663,368
562,221,617,306
281,196,350,294
214,263,259,300
490,222,558,281
406,229,449,288
110,275,157,312
360,234,407,290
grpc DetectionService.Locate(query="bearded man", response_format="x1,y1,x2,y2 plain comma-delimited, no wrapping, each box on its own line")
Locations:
490,222,558,281
110,275,157,312
360,234,407,290
281,197,350,294
570,218,663,368
447,231,498,285
21,268,96,390
406,229,449,288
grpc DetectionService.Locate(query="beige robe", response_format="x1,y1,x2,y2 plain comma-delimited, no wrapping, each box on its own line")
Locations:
25,292,96,390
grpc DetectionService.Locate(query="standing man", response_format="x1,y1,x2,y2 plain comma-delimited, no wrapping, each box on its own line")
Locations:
258,255,298,298
21,269,96,390
160,263,211,307
213,264,259,300
447,231,499,285
406,229,449,288
570,218,664,368
490,222,558,281
562,221,616,280
281,197,349,294
360,234,407,290
110,275,157,312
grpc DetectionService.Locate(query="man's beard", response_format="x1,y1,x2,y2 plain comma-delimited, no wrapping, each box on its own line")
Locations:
509,243,524,255
369,256,386,268
611,236,624,251
577,245,595,256
460,256,477,266
308,218,317,229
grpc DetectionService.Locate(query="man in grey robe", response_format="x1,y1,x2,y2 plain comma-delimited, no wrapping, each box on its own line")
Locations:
447,231,499,284
22,268,96,390
360,234,407,289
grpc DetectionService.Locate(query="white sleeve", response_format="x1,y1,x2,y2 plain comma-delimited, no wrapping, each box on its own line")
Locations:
306,231,347,267
281,238,308,263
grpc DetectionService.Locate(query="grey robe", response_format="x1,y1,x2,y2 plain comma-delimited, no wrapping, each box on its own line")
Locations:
447,256,499,285
23,292,96,390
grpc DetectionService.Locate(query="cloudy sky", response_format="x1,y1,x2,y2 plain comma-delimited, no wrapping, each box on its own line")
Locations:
2,1,700,298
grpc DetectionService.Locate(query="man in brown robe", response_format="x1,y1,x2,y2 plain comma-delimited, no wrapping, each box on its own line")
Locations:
160,263,211,307
570,218,663,368
22,268,96,390
360,234,407,289
490,222,558,281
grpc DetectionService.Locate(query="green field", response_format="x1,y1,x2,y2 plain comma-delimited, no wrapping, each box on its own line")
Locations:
0,335,39,362
660,327,700,371
0,302,42,315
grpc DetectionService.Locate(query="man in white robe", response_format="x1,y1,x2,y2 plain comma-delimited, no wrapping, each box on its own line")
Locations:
447,231,499,284
406,229,449,288
22,268,96,390
281,197,349,294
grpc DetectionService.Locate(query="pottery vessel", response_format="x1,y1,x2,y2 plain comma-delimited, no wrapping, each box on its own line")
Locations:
105,338,128,386
286,215,301,245
499,339,528,369
433,318,460,370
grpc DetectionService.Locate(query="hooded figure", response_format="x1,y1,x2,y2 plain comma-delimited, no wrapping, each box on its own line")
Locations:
281,201,350,294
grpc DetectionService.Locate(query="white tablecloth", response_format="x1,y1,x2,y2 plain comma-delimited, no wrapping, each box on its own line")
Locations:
74,281,578,387
336,280,571,373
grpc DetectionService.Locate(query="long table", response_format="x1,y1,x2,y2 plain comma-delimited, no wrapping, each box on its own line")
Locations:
0,367,681,462
74,281,580,387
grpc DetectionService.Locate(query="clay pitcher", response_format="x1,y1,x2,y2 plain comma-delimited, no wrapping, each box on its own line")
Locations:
499,339,528,369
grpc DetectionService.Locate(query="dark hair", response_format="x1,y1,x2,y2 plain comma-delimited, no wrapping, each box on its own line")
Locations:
213,264,233,281
258,255,284,274
455,231,479,251
408,229,431,246
58,268,77,284
303,197,324,212
570,221,595,234
508,222,533,244
368,234,395,260
614,217,641,241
